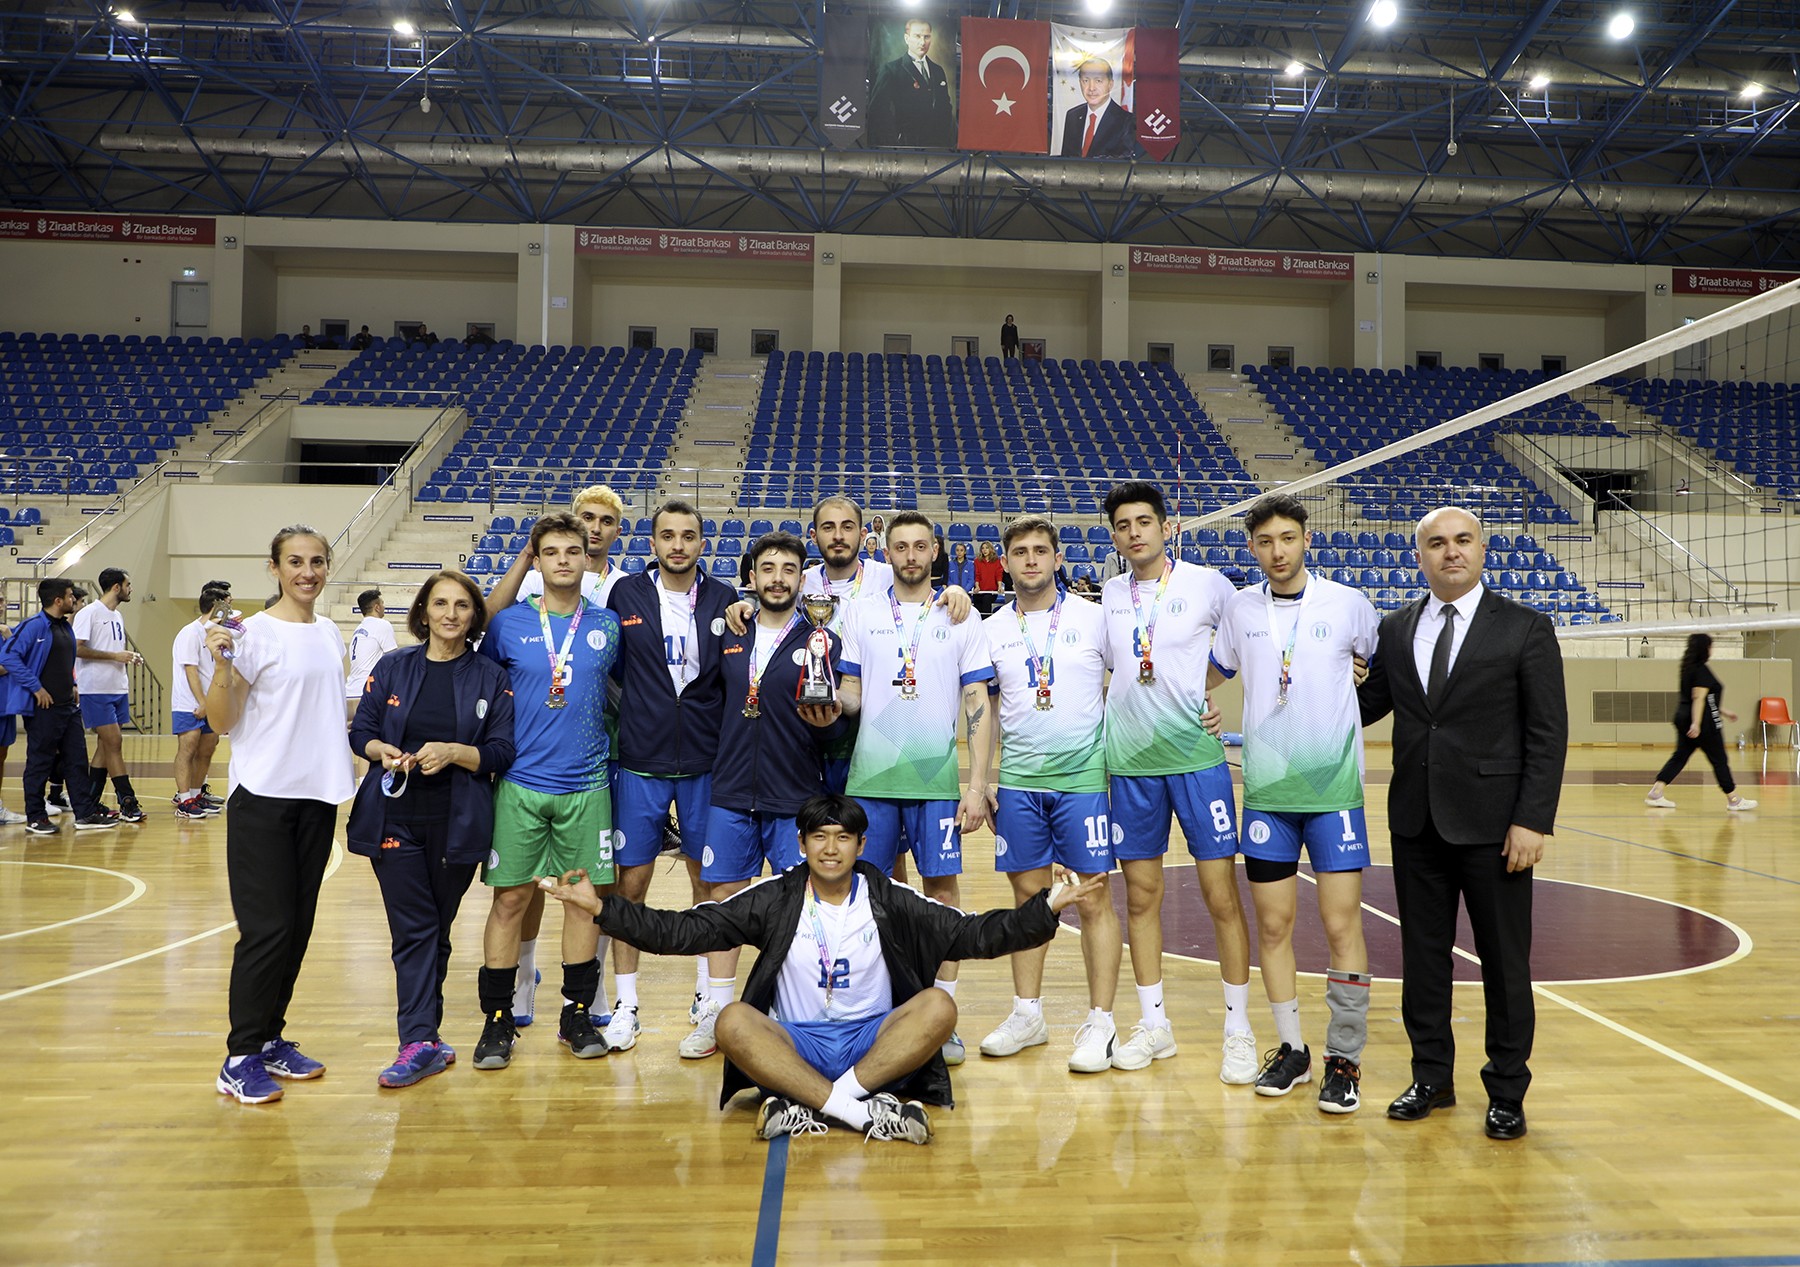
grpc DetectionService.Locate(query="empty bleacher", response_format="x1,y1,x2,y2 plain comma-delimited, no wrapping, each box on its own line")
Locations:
1604,375,1800,502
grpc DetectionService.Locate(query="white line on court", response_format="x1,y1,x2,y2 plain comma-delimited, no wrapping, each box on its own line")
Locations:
0,840,346,1004
0,860,148,941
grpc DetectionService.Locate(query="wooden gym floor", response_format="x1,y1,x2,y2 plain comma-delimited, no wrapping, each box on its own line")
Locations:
2,738,1797,1267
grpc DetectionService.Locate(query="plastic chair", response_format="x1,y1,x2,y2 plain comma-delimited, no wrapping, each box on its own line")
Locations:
1758,697,1799,773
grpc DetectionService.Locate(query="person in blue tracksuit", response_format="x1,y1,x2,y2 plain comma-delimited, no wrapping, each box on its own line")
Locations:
0,578,110,831
348,571,515,1088
946,541,976,593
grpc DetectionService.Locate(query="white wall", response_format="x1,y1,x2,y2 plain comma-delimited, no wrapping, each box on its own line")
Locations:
841,268,1091,359
582,262,813,355
273,263,518,344
0,239,214,338
1405,286,1609,370
1128,279,1335,369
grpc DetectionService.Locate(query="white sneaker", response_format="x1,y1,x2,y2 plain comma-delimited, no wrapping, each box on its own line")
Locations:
603,1004,640,1052
680,999,721,1059
1644,792,1677,808
0,806,26,826
43,802,63,818
1220,1032,1259,1085
1068,1016,1117,1073
978,1007,1049,1057
1110,1022,1177,1071
687,991,707,1026
1727,796,1758,811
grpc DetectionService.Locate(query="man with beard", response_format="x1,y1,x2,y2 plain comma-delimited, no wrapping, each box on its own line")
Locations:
606,499,736,1057
836,511,995,1064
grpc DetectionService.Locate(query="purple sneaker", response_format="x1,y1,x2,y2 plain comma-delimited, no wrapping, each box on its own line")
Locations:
378,1041,450,1088
262,1037,325,1080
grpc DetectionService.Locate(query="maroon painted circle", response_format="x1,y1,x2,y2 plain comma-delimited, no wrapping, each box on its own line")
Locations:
1060,863,1741,982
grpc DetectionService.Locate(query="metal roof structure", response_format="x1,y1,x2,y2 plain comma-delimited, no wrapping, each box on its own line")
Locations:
2,1,1795,265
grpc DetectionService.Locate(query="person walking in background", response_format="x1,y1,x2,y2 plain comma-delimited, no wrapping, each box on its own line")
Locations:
171,584,231,819
1645,633,1756,811
206,526,356,1105
2,579,116,835
1001,315,1020,359
74,567,147,823
348,571,514,1088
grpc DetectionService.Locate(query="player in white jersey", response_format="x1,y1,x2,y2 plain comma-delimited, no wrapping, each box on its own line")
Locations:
344,589,399,714
1209,493,1378,1113
836,510,995,1064
171,584,231,819
484,483,627,1027
975,516,1123,1073
74,567,147,821
1100,481,1259,1080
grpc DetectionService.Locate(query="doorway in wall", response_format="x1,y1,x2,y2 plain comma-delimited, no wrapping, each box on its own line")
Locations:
1207,344,1234,371
170,282,209,339
691,328,718,354
951,335,979,359
1147,343,1174,366
629,326,657,351
1267,345,1294,369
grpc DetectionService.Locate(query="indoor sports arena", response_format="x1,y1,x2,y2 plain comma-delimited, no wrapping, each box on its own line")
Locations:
2,2,1797,1264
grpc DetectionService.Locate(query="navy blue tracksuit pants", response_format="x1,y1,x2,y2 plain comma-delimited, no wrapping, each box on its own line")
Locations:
371,820,476,1044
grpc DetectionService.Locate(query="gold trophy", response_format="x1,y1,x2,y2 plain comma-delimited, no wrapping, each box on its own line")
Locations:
798,594,839,705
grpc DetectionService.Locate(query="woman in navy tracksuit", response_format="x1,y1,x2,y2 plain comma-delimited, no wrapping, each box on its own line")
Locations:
347,570,514,1088
946,542,976,593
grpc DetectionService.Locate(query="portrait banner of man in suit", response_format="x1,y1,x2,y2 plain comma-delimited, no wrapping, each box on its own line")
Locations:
867,14,957,149
1050,24,1145,160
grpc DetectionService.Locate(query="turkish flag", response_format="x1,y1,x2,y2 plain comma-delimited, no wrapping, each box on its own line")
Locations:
1127,27,1180,161
957,19,1050,154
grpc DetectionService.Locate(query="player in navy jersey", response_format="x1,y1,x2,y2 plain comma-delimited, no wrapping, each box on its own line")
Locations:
472,513,622,1070
538,794,1103,1142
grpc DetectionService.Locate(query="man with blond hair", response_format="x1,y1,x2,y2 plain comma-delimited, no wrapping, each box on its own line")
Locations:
488,483,628,614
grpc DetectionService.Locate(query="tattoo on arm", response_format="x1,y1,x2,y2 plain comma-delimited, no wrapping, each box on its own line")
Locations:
964,696,985,743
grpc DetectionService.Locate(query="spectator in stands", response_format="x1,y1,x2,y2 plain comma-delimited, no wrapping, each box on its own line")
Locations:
350,325,374,352
1001,315,1019,359
172,584,231,820
1071,574,1099,597
1,578,115,834
74,567,147,823
299,324,317,350
348,570,514,1088
1645,634,1756,812
947,541,975,592
464,326,496,349
973,540,1005,592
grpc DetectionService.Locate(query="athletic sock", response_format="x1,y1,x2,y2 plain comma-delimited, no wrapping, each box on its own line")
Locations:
1271,997,1303,1051
832,1068,871,1101
1014,996,1043,1018
1222,979,1254,1037
89,768,108,800
594,933,611,972
113,774,135,801
561,958,600,1011
615,972,639,1010
822,1087,873,1131
932,977,958,999
226,1054,253,1069
695,956,710,997
708,976,736,1008
1324,969,1373,1064
1087,1007,1115,1032
1136,980,1166,1029
517,938,538,992
477,964,517,1017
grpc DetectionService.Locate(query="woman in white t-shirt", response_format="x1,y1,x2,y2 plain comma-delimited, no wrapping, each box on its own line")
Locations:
204,525,357,1106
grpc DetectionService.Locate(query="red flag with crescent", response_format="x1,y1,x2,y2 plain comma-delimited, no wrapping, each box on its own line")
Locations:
957,18,1050,154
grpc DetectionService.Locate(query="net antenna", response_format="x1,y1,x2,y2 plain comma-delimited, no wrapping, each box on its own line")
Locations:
1199,278,1800,650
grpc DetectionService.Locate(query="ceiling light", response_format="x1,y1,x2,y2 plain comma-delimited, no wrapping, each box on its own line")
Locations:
1741,82,1763,99
1086,0,1113,14
1528,73,1551,90
1606,12,1634,39
1368,0,1399,30
393,19,416,37
114,7,136,21
1284,61,1306,77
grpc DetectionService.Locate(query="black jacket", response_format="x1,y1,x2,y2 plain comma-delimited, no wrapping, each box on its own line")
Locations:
346,646,515,863
606,568,735,775
597,861,1061,1108
1358,589,1567,843
713,619,847,815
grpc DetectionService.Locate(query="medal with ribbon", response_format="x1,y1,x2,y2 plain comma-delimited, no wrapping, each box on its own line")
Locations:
743,611,801,718
1263,581,1310,707
804,873,858,1017
1129,559,1173,685
889,585,937,701
532,596,585,709
1015,596,1062,710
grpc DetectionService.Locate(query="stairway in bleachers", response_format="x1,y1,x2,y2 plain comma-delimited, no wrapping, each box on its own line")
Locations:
661,356,762,505
1602,375,1800,503
1185,370,1322,488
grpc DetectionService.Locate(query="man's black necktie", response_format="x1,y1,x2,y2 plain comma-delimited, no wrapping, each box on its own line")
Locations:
1427,603,1458,704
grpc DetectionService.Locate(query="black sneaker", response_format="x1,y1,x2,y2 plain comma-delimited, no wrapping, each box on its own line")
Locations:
1318,1055,1361,1114
558,1003,608,1059
659,809,683,858
473,1009,517,1070
47,788,71,812
1253,1042,1313,1097
865,1092,932,1144
199,784,225,810
74,812,119,831
117,800,148,824
25,819,55,836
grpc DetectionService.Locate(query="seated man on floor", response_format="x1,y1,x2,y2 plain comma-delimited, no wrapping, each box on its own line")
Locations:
539,793,1099,1143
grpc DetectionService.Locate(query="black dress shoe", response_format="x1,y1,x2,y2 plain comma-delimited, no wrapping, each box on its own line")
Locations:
1386,1081,1456,1121
1485,1098,1527,1140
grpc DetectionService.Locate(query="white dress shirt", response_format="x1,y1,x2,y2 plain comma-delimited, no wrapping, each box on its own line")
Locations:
1411,584,1485,688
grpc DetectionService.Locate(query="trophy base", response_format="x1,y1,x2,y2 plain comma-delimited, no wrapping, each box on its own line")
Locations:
797,688,837,706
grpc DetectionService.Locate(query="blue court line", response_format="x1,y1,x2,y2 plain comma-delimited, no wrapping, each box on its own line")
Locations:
750,1134,790,1267
1447,1257,1798,1267
1556,821,1800,887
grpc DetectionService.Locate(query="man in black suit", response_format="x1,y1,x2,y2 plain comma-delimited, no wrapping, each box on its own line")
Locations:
1059,58,1143,159
868,19,954,149
1357,506,1566,1141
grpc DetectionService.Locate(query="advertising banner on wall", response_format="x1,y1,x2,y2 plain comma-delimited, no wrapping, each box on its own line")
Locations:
1128,27,1181,161
574,228,815,263
1128,245,1355,280
1671,269,1800,297
819,14,869,150
956,18,1050,154
0,211,215,245
866,12,957,149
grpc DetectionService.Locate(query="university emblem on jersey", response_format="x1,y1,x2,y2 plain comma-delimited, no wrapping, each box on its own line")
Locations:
1248,820,1272,845
587,630,608,651
995,835,1008,858
1168,598,1187,616
932,627,949,642
1310,621,1332,641
1111,821,1124,845
1061,630,1080,645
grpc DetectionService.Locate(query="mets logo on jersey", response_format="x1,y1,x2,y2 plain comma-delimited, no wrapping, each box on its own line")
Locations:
1310,621,1332,641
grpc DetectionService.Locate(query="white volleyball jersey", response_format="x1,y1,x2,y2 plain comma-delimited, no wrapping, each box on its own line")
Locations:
774,877,892,1023
801,560,895,636
1101,559,1237,777
984,594,1108,794
1211,575,1378,812
73,601,130,695
840,588,994,801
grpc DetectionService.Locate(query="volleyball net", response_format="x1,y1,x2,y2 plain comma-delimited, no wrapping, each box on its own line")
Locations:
1183,279,1800,647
